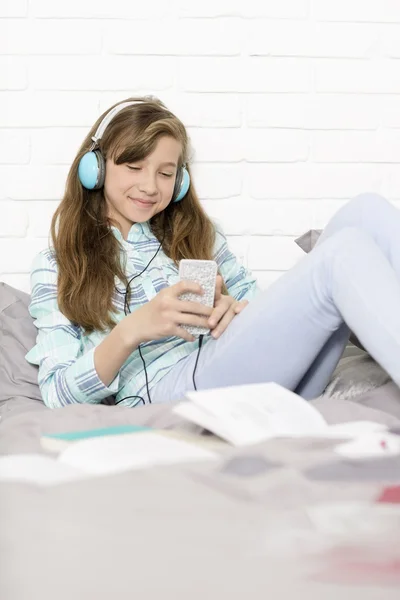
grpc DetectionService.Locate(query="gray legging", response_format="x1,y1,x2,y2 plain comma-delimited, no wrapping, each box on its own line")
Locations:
151,193,400,403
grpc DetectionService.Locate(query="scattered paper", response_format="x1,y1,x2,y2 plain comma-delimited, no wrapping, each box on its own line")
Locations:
334,432,400,459
173,402,235,443
174,383,391,447
58,432,217,475
318,421,387,438
175,382,328,446
307,502,400,536
0,454,86,486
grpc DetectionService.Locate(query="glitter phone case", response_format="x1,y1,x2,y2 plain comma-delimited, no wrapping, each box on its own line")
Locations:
178,259,218,337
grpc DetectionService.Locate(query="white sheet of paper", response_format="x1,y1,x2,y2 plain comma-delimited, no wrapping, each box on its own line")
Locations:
58,432,217,475
173,402,235,443
0,454,86,486
174,402,388,446
320,421,387,438
307,502,400,536
177,382,328,446
334,432,400,459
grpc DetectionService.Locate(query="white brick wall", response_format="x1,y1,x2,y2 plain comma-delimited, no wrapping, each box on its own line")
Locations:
2,0,400,293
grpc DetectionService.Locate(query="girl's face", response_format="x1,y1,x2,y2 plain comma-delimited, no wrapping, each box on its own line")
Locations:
103,135,182,239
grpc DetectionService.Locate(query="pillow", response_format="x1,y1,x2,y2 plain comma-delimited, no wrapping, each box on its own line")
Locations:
0,282,43,408
294,229,322,253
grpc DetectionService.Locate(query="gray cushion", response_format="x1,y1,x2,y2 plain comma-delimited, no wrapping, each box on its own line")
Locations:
0,282,42,408
294,229,322,252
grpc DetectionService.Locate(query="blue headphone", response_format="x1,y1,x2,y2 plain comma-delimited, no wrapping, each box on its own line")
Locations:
77,100,190,203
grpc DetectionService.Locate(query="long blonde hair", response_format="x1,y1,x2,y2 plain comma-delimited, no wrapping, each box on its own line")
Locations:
51,96,222,334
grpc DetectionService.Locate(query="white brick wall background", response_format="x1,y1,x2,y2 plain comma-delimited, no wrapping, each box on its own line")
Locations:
2,0,400,293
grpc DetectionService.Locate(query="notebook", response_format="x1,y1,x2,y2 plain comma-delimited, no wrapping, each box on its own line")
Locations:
173,382,387,447
57,432,218,475
41,424,151,452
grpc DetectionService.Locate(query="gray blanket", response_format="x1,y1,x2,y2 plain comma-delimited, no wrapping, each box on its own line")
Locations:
1,352,400,599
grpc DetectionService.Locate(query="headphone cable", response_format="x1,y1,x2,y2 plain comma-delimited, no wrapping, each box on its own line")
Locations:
192,334,204,391
115,228,204,406
119,230,166,405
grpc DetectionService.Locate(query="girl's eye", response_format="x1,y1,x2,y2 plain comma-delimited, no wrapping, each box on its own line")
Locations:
161,172,173,178
127,165,140,171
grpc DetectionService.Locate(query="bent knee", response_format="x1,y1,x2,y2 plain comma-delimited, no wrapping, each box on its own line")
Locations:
347,192,390,216
326,226,374,255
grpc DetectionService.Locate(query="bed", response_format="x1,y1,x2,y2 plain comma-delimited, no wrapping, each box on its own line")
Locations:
1,281,400,599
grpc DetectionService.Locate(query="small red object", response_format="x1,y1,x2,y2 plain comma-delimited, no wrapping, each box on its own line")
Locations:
377,486,400,504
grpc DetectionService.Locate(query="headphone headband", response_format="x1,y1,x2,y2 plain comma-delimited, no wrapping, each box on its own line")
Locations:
90,100,145,149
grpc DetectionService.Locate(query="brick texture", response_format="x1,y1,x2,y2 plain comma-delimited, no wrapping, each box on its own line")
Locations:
2,1,400,292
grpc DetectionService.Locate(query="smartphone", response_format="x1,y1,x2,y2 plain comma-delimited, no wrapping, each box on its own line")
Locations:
178,259,218,336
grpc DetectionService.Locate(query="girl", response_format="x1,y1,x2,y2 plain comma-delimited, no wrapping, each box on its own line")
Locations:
26,96,400,409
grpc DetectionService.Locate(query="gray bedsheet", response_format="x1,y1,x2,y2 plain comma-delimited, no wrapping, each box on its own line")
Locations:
1,353,400,599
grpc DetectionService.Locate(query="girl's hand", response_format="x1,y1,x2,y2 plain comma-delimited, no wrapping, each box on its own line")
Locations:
208,275,249,339
124,280,213,346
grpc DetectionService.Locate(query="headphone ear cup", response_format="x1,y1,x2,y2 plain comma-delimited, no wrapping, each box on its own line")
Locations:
172,166,190,203
78,150,105,190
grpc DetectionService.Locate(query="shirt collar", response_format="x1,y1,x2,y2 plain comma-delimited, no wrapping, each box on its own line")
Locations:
111,221,152,244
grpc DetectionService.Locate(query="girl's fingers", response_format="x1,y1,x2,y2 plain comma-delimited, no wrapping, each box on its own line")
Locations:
208,304,228,329
214,275,223,302
175,311,210,330
175,326,196,343
211,307,236,339
176,300,213,317
233,300,249,314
